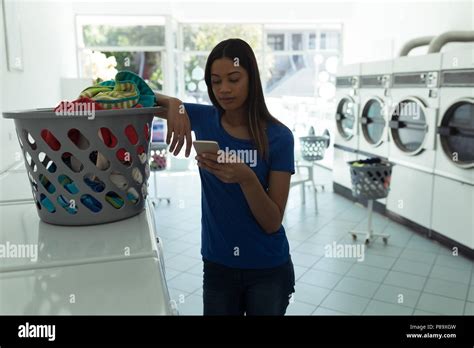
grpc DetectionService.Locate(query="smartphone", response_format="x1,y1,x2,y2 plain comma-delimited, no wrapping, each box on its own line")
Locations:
193,140,220,155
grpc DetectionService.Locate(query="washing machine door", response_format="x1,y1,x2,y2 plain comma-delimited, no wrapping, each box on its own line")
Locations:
360,97,386,146
335,96,358,140
389,97,430,155
437,98,474,168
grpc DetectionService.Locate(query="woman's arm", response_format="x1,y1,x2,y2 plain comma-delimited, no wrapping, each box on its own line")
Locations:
154,92,192,157
239,171,291,234
154,93,180,119
196,152,291,234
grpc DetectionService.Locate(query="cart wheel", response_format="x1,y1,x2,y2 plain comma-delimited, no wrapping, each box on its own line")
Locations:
351,234,357,241
365,238,370,245
382,237,388,245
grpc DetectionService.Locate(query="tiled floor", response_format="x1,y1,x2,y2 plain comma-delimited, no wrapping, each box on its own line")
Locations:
150,166,474,316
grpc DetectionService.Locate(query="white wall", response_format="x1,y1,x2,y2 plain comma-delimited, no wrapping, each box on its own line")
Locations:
0,0,76,172
0,0,18,172
342,1,474,63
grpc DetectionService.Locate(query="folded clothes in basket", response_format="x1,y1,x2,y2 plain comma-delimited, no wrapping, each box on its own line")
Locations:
79,71,156,109
57,195,78,214
150,153,167,171
80,81,139,109
39,175,55,194
58,175,79,194
351,158,383,167
41,72,156,196
84,177,105,192
81,195,102,213
105,194,124,209
40,195,56,213
110,172,128,190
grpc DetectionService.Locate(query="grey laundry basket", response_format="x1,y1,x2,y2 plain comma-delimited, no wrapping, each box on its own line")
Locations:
348,160,394,200
299,136,329,161
3,107,164,226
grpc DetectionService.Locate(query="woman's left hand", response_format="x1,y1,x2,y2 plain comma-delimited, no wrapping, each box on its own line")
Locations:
196,152,255,185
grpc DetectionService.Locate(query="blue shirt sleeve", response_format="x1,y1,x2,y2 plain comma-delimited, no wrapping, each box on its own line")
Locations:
269,125,295,175
182,102,215,134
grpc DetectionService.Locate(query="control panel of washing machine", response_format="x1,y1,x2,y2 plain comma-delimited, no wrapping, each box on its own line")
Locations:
393,71,439,88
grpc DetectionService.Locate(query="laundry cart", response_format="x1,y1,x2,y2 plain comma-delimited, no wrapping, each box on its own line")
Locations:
0,199,176,315
149,118,171,206
296,134,330,213
347,158,394,245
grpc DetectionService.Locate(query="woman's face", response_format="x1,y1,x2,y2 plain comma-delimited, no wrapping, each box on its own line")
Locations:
210,58,249,112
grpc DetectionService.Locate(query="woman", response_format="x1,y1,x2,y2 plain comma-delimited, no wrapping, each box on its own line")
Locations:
155,38,295,315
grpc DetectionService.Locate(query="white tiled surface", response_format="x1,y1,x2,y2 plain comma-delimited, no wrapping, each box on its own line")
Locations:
150,168,474,315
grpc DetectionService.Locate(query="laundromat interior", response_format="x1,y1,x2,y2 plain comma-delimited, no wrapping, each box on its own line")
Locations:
0,0,473,317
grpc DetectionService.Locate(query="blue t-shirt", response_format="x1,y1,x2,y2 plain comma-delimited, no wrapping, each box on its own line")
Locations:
183,102,295,269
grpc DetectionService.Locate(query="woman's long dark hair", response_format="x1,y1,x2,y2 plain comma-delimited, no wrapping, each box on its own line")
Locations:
204,38,283,161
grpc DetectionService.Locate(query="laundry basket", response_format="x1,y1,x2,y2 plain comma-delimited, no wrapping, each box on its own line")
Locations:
3,107,164,226
348,159,394,200
299,136,329,162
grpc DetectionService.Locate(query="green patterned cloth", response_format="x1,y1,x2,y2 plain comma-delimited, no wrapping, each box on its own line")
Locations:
79,70,156,109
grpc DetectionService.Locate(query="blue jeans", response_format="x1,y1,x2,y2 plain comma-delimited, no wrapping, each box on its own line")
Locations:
203,257,295,316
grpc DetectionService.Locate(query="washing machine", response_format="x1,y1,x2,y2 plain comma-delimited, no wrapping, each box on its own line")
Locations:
358,60,392,159
386,52,441,229
431,47,474,250
333,63,360,190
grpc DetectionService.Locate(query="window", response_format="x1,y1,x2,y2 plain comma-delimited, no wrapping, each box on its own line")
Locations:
77,16,166,91
82,25,165,47
320,31,340,50
291,33,303,50
181,24,262,103
267,34,285,51
76,19,342,168
262,26,341,169
320,33,327,49
309,33,316,49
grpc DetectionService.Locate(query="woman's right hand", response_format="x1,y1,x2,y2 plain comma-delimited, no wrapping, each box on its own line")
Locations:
165,98,192,157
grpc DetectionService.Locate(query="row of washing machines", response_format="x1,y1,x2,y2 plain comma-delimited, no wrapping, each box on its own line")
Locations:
333,32,474,252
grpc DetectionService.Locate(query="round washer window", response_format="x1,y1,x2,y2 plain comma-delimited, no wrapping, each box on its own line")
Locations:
361,99,385,145
336,98,356,139
390,100,427,153
439,101,474,166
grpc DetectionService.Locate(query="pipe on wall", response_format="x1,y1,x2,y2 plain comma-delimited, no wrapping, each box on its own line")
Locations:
427,30,474,53
398,36,435,57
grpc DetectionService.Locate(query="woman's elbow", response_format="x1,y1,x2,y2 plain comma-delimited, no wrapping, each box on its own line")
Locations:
263,220,283,234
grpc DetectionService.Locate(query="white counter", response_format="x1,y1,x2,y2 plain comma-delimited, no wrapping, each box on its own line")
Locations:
0,201,161,272
0,197,174,315
0,256,172,315
0,166,34,203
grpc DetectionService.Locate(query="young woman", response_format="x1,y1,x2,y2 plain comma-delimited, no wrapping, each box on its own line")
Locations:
155,38,295,315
